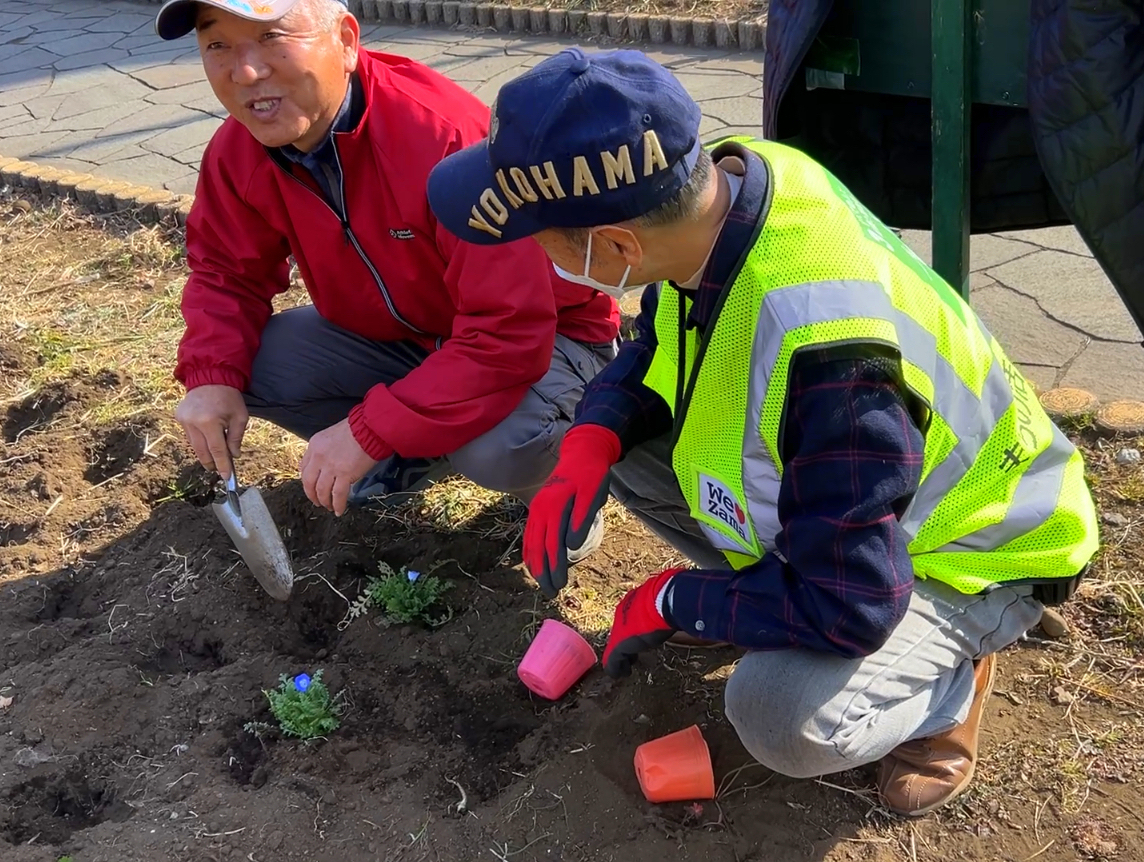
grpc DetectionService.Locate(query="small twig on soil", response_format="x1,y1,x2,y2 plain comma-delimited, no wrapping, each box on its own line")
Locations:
445,775,468,815
0,452,38,466
84,469,128,493
814,779,883,811
107,603,130,641
143,432,170,457
500,784,536,822
166,772,198,790
41,494,63,520
701,800,727,830
716,761,768,798
452,560,495,593
1023,840,1055,861
296,571,353,607
488,833,552,861
1034,795,1050,840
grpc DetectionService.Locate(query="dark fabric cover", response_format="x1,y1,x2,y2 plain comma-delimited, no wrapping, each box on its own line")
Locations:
1027,0,1144,336
762,0,1144,335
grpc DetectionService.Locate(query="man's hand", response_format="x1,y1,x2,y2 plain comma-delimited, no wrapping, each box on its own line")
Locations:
602,567,686,678
523,424,622,598
174,384,249,479
300,418,379,517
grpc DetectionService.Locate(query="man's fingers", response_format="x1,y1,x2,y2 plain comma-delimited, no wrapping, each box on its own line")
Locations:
314,469,336,512
539,496,576,597
331,475,352,517
300,458,320,508
227,409,250,458
184,426,215,471
570,476,609,540
206,431,234,480
603,652,634,679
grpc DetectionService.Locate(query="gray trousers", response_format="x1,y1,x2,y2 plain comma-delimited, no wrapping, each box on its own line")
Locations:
243,305,615,503
610,434,1044,778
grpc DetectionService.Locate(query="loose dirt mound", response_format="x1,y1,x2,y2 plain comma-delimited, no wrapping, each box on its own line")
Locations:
0,196,1142,862
0,359,852,862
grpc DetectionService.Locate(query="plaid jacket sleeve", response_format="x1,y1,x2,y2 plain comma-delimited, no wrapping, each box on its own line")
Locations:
573,283,674,454
665,348,926,658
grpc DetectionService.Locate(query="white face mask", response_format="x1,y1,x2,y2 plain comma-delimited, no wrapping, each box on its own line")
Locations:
552,231,631,300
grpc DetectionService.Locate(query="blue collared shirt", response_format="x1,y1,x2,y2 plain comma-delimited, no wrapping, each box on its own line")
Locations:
277,72,364,217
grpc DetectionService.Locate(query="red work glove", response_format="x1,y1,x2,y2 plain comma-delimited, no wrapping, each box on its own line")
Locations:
523,424,621,598
602,567,686,678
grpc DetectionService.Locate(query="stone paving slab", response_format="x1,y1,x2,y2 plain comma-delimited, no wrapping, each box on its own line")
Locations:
2,0,1142,402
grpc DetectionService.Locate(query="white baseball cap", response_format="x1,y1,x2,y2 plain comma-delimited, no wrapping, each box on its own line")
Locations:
155,0,346,41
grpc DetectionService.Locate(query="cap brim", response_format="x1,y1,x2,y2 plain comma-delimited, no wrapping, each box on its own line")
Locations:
427,140,547,246
155,0,304,41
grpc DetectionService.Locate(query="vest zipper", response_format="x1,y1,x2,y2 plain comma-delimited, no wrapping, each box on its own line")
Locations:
273,141,426,336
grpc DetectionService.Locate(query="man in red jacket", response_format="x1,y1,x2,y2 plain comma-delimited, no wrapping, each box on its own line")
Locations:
154,0,620,563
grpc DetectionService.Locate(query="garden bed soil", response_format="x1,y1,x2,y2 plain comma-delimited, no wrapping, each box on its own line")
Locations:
0,197,1142,862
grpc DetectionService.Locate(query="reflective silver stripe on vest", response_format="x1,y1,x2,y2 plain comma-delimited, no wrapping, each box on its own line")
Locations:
739,279,1069,554
698,521,755,558
937,422,1073,552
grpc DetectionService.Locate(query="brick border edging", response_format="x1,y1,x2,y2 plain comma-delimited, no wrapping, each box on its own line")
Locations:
126,0,767,52
0,154,194,227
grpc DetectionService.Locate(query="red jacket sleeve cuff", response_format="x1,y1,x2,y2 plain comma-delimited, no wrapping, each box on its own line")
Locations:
178,366,249,391
349,403,395,462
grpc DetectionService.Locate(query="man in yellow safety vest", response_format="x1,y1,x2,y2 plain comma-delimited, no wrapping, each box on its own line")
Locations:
425,47,1100,816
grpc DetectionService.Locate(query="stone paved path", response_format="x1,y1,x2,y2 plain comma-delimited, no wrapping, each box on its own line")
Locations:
2,0,1142,401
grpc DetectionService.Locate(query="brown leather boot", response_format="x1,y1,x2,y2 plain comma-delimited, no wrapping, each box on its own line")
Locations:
877,652,997,816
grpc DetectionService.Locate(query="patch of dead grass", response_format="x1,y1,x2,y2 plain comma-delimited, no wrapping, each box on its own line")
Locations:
0,192,306,479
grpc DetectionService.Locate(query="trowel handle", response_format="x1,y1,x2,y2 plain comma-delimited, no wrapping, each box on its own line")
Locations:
222,453,242,519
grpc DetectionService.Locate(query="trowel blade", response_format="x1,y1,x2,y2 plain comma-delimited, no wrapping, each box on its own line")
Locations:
212,487,294,601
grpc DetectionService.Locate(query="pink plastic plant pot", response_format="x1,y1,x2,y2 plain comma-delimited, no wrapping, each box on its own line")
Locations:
517,618,597,700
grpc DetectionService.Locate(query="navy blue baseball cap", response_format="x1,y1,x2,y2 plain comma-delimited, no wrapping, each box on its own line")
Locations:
427,48,703,245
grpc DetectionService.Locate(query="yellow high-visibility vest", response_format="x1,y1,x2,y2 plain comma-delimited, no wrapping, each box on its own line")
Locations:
641,136,1099,593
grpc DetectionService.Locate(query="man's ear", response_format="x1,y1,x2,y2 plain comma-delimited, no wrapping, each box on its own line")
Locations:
593,225,644,269
340,12,360,72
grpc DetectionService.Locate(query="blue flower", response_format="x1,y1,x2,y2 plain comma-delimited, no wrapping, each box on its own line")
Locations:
407,570,421,583
294,673,311,693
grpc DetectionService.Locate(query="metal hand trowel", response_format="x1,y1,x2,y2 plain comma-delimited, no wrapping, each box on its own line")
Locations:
211,456,294,601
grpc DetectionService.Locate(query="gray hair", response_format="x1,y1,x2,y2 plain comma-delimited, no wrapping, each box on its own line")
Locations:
557,147,714,250
287,0,351,30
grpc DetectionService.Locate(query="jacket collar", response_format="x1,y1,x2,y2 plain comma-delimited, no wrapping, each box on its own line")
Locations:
672,142,772,333
276,66,366,168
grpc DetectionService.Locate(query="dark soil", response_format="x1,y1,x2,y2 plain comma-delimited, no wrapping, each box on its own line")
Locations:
0,355,1142,862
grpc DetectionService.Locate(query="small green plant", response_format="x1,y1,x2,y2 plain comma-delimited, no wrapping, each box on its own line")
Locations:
243,720,275,740
368,568,452,624
263,671,340,740
341,561,453,628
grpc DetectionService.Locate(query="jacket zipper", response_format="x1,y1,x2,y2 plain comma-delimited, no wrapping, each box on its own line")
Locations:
274,139,427,337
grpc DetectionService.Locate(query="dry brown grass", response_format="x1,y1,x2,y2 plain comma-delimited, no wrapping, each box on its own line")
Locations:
0,193,306,480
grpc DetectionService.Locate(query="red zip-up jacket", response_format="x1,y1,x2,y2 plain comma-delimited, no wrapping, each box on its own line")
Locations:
175,49,620,462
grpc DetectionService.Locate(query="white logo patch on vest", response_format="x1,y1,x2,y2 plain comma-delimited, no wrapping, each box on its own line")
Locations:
698,473,753,551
